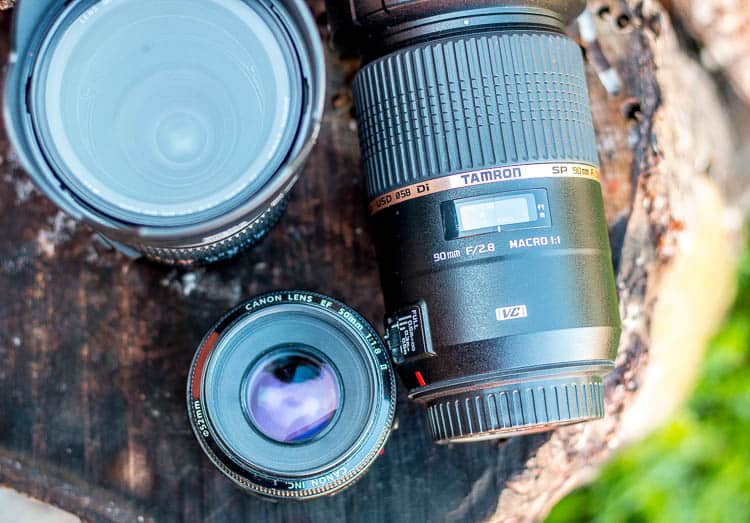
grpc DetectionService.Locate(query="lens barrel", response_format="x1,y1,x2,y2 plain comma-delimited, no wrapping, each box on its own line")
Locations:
333,1,621,442
187,292,396,499
4,0,325,265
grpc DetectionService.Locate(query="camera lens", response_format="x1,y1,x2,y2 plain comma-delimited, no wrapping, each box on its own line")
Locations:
187,292,396,499
5,0,325,264
33,0,300,226
329,1,622,442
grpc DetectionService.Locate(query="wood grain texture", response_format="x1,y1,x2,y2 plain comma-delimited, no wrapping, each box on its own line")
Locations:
0,1,744,522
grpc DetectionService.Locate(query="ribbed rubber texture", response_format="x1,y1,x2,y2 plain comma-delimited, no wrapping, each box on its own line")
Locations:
353,30,598,198
426,375,605,442
132,196,289,266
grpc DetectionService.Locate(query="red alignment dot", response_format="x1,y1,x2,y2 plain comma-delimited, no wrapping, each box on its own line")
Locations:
415,371,426,387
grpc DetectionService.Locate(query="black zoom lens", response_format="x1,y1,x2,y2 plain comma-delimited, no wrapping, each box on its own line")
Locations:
330,1,622,442
5,0,325,265
187,292,396,499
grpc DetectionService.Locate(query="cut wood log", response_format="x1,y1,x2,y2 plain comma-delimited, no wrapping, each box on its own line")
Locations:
0,1,745,522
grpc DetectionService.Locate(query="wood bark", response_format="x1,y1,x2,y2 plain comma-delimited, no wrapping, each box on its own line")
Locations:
0,1,745,522
663,0,750,105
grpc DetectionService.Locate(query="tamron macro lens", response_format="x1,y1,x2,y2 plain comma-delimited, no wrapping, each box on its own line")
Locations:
328,1,621,442
4,0,325,265
187,292,396,499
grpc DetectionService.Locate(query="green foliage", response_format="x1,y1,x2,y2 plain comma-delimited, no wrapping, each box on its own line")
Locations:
546,249,750,523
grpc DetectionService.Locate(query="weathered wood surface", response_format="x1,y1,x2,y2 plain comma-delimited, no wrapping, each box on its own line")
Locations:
664,0,750,105
0,1,745,522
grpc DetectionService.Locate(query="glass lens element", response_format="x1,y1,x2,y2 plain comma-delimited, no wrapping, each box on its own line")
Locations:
245,349,341,444
34,0,300,226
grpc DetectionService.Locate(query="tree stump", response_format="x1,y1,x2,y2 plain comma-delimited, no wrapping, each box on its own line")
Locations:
0,1,744,522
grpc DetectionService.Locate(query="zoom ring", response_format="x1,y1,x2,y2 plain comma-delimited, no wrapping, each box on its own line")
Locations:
426,376,605,442
134,197,289,266
353,30,598,199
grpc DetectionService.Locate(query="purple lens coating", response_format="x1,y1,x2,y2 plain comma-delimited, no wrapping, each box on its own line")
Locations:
245,350,341,443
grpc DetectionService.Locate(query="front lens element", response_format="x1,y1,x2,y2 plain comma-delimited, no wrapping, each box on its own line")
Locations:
31,0,302,226
245,349,341,444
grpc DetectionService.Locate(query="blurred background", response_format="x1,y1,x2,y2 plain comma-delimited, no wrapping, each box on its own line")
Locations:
548,251,750,522
549,1,750,521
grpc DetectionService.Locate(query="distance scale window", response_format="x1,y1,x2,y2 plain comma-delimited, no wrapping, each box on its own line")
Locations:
441,189,551,240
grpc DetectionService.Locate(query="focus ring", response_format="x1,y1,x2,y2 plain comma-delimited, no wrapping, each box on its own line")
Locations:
425,375,605,442
353,30,598,198
134,196,289,266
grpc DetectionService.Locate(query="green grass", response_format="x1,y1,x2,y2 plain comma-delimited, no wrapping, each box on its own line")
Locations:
546,249,750,523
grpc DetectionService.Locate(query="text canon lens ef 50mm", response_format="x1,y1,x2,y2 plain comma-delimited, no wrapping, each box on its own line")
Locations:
4,0,325,265
188,292,396,499
328,1,622,442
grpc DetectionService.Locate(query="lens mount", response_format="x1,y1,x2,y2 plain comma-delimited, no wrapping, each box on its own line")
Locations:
411,363,611,443
187,292,396,499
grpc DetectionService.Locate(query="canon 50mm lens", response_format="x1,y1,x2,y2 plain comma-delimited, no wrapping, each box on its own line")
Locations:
5,0,325,265
329,1,622,442
188,292,396,499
